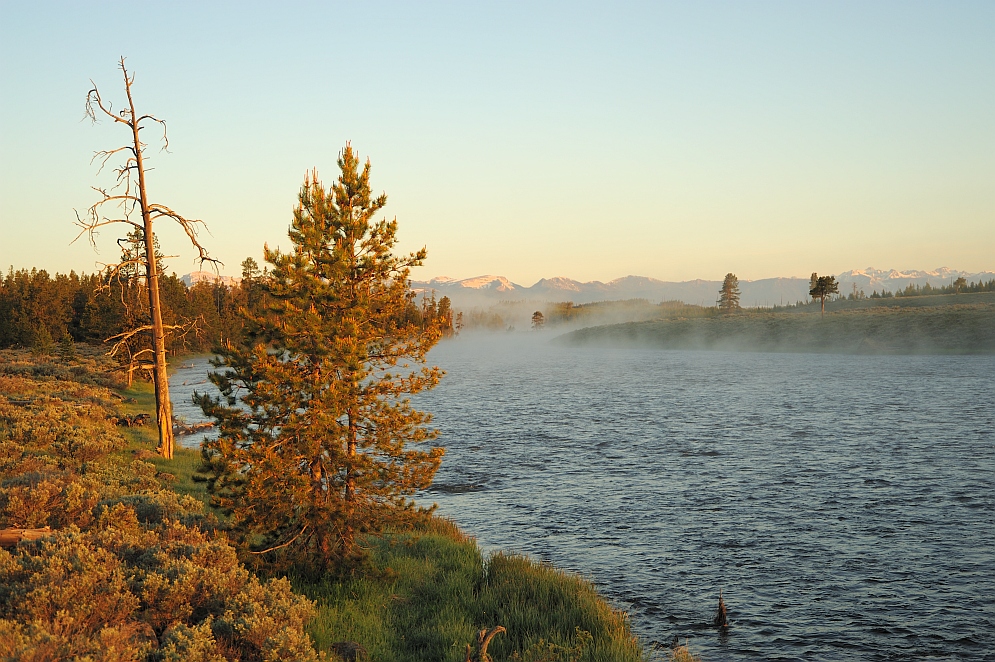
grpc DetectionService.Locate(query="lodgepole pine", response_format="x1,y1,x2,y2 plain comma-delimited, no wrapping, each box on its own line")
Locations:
199,144,444,568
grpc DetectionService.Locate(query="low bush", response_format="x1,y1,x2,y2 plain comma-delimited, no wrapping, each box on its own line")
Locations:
0,352,325,661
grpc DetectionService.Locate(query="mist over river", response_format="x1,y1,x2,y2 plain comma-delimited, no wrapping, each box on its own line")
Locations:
171,337,995,660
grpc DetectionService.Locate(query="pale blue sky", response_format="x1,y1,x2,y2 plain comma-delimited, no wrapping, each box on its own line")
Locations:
1,1,993,284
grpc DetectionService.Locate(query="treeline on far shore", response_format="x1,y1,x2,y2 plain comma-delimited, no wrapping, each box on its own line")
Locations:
0,266,454,357
557,301,995,355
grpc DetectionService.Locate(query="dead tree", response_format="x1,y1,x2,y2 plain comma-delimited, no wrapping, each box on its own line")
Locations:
75,58,217,460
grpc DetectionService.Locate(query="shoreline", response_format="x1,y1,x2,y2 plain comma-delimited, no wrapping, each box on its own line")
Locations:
556,304,995,355
0,346,663,661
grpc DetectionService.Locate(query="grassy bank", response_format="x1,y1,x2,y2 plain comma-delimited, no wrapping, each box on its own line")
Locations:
557,303,995,354
298,517,644,661
0,347,658,661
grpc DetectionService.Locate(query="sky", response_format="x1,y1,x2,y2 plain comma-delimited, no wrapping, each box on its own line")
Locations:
1,1,993,285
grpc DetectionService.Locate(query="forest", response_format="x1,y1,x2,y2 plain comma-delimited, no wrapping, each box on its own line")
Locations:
0,265,454,359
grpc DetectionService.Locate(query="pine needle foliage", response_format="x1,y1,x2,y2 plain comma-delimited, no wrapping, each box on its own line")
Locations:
717,273,741,313
198,145,444,571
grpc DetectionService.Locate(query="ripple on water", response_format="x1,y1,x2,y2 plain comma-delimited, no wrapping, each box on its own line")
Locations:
413,338,995,661
169,345,995,660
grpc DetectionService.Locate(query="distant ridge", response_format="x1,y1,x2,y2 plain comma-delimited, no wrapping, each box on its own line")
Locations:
411,268,995,309
181,270,241,288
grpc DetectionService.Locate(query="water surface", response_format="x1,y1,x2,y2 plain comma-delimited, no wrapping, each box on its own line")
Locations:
419,336,995,660
170,339,995,660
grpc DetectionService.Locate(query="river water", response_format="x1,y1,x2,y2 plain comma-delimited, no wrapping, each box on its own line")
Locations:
170,337,995,660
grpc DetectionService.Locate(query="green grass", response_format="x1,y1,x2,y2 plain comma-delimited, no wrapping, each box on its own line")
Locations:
113,380,212,506
295,518,646,662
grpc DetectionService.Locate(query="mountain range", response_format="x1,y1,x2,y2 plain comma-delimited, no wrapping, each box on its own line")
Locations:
411,268,995,308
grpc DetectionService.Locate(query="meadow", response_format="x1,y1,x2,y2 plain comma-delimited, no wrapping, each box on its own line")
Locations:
558,298,995,354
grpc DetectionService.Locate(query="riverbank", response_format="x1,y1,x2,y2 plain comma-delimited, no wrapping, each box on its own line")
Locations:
0,347,665,661
556,303,995,354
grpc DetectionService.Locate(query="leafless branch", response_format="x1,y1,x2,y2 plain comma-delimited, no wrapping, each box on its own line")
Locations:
248,525,310,554
105,317,202,360
91,146,134,175
149,203,223,269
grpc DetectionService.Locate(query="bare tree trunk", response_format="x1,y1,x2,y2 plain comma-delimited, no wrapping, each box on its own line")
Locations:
124,74,175,459
79,60,216,461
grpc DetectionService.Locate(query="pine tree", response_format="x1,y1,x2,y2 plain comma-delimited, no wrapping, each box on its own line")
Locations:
809,273,839,316
198,145,444,569
437,296,454,337
717,273,741,313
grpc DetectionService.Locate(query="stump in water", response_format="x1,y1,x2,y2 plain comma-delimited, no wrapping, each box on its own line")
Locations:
713,591,729,629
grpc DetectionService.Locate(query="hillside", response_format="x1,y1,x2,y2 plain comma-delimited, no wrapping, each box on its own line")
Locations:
410,268,995,309
555,300,995,355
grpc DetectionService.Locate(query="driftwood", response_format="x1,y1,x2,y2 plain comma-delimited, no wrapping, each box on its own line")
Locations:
0,526,53,549
116,413,151,427
173,421,215,436
330,642,368,661
465,626,506,662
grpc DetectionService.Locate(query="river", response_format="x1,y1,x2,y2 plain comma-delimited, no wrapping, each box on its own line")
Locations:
169,336,995,660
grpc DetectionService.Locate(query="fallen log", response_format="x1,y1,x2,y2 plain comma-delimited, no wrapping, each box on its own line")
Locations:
173,421,215,436
115,413,152,427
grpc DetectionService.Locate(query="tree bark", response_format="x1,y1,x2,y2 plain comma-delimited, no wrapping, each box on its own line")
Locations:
344,407,357,553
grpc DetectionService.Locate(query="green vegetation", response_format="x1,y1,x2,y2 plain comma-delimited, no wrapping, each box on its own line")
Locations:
545,300,713,327
717,274,740,313
0,348,322,660
199,146,445,571
0,348,652,661
0,266,453,359
808,273,839,316
871,276,995,299
558,302,995,354
297,518,644,662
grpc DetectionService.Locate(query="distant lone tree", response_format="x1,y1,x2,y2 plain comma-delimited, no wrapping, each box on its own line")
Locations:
809,273,839,316
532,310,545,330
953,276,967,294
75,58,216,460
198,145,444,569
717,273,741,313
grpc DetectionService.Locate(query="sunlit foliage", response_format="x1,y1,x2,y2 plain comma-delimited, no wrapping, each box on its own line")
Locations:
0,351,325,661
199,145,444,571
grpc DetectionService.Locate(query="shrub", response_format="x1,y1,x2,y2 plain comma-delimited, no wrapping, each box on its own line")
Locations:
0,354,326,661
